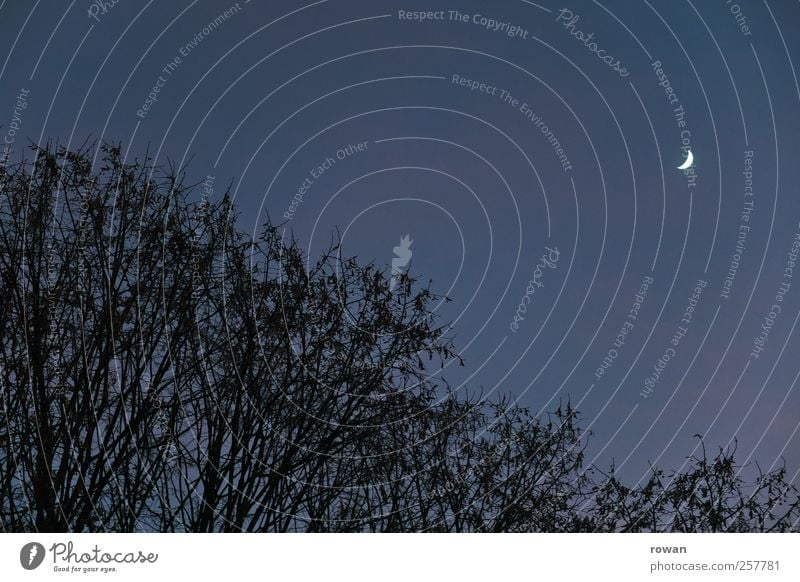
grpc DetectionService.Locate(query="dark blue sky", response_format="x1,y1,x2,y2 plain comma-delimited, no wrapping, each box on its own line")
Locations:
2,0,800,486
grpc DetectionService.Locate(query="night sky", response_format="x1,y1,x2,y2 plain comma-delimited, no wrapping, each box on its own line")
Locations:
2,0,800,487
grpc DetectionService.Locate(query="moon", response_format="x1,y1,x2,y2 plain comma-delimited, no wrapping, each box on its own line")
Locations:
677,150,694,170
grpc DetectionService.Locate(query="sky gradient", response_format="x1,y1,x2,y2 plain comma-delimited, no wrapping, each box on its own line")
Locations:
2,0,800,487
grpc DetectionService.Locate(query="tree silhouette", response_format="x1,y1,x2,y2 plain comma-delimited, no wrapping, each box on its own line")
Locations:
0,142,798,532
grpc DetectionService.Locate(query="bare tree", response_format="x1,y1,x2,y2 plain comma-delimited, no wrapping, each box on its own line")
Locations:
1,142,798,532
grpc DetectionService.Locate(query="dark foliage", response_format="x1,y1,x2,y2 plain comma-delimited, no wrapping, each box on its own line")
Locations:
1,143,798,532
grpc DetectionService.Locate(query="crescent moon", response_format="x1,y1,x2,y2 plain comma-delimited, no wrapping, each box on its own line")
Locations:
677,150,694,170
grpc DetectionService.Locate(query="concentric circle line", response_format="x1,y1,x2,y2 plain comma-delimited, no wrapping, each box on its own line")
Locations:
519,0,552,14
566,189,694,457
190,43,559,236
0,0,41,80
16,21,98,534
481,176,580,414
643,0,722,273
731,308,800,463
86,0,184,169
762,363,800,475
614,304,721,487
663,42,781,487
592,0,653,60
582,402,640,474
307,166,491,360
686,0,749,146
374,136,525,330
29,0,76,81
629,82,666,273
763,0,800,102
246,104,544,255
78,9,388,517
